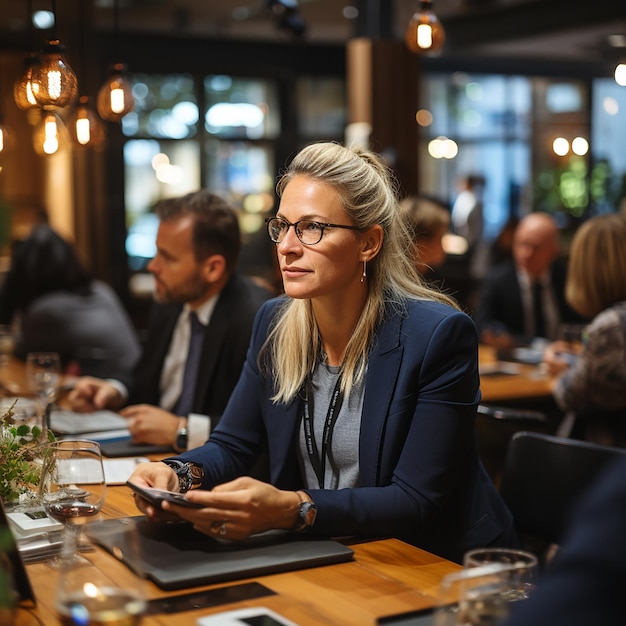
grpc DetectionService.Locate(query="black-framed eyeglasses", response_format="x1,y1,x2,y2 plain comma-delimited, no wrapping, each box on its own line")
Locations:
265,217,361,246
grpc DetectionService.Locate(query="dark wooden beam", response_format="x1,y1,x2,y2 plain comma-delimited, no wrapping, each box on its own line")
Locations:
442,0,626,49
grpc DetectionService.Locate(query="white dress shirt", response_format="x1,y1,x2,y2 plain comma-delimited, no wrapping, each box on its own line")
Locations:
159,296,218,449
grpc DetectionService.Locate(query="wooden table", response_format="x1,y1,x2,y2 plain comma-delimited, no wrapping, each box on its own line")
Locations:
478,345,554,404
17,483,460,626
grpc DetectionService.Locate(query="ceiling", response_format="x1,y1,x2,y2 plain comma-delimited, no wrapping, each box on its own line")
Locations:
2,0,626,67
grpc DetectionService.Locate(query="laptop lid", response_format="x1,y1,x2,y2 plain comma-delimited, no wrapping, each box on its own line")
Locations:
0,499,36,607
90,517,354,591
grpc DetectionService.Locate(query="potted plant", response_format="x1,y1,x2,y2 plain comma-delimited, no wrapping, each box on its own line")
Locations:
0,399,55,507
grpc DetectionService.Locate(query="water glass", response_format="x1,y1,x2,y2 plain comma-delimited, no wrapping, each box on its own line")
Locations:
55,518,146,625
434,563,519,626
463,547,538,601
26,351,61,429
434,548,538,626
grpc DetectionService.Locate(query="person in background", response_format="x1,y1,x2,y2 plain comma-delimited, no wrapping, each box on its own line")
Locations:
399,195,450,277
542,213,626,446
68,190,272,451
0,224,140,380
500,454,626,626
475,212,583,348
127,142,516,564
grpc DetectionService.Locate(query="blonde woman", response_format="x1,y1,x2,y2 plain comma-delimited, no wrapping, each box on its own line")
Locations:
129,142,516,563
543,213,626,445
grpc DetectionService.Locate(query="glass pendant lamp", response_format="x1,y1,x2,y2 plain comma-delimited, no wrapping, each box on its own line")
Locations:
69,96,106,150
405,0,445,55
32,108,66,157
30,38,78,108
97,62,135,122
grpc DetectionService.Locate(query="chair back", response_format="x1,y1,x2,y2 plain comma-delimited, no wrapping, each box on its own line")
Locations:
499,431,626,548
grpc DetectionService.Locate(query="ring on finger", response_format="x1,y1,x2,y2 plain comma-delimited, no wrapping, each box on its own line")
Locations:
210,520,227,535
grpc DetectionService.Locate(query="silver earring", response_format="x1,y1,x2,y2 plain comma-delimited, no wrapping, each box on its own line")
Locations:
361,260,367,283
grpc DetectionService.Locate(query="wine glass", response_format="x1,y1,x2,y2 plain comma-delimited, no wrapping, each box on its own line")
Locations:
39,439,107,568
26,351,61,430
55,518,146,625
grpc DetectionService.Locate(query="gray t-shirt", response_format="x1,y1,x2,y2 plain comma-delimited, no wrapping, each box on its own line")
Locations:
299,361,364,489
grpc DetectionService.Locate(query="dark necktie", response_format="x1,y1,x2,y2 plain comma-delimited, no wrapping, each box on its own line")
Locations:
532,281,545,338
173,311,204,416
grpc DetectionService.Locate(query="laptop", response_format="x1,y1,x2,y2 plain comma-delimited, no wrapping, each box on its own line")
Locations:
0,499,36,608
90,516,354,591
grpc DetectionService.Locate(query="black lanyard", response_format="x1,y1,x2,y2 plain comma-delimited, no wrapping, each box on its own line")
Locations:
302,374,344,489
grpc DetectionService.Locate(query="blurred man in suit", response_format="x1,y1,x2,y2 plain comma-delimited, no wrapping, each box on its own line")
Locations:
475,212,583,348
68,190,272,451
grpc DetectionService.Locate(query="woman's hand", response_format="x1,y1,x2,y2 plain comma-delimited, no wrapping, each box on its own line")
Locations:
127,461,181,522
160,477,301,541
542,340,578,377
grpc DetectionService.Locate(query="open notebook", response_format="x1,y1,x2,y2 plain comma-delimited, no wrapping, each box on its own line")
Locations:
90,517,354,591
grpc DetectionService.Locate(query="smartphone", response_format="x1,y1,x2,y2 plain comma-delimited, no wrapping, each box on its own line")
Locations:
126,481,204,509
197,607,300,626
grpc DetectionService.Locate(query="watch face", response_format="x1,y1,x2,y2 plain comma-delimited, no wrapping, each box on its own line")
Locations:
176,430,188,450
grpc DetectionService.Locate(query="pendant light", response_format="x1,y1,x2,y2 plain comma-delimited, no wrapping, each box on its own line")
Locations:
97,62,135,121
14,54,41,111
30,0,79,108
405,0,445,56
615,61,626,86
70,96,106,150
13,0,40,111
32,109,66,157
97,0,135,122
0,121,11,155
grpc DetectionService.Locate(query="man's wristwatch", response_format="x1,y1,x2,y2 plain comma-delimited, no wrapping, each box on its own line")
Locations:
174,417,188,452
294,490,317,533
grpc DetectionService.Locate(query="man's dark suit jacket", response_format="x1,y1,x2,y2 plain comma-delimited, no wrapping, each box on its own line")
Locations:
474,258,584,341
502,455,626,626
128,273,272,425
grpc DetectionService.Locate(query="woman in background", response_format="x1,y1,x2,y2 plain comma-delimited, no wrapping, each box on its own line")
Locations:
0,224,140,380
399,195,450,276
543,213,626,445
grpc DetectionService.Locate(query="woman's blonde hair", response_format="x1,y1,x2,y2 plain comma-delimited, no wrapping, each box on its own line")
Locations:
566,213,626,319
262,142,459,403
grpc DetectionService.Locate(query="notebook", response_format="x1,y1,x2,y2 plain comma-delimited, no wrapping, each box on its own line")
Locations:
90,517,354,591
0,499,36,607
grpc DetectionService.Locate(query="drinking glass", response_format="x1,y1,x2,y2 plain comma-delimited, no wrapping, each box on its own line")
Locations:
26,351,61,429
39,439,107,568
434,548,538,626
463,547,538,601
55,518,146,625
434,563,519,626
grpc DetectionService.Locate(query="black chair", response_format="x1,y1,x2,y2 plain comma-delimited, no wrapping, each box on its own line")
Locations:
499,431,626,562
476,404,551,486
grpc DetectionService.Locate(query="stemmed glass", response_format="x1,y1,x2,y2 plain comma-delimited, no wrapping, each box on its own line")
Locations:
55,518,146,625
39,439,107,568
26,351,61,430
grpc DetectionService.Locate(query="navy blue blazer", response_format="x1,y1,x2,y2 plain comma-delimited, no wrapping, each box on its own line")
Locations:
179,296,517,563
